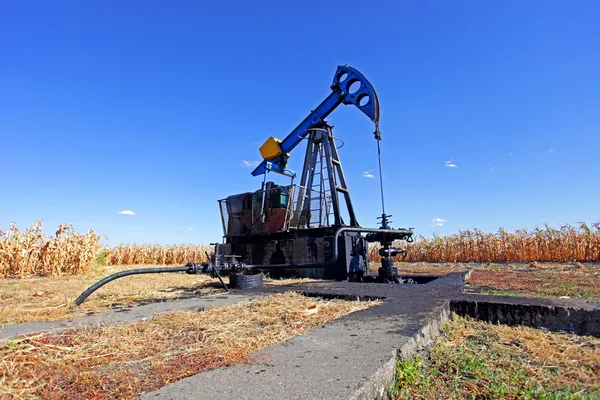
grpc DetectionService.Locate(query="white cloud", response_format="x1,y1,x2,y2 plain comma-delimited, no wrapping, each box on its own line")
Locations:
508,152,514,156
118,210,136,216
490,166,496,170
430,218,446,227
362,170,375,178
548,148,554,152
445,159,458,168
240,160,260,168
186,227,194,231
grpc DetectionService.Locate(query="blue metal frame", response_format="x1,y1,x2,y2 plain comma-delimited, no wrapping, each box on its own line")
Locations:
251,65,380,177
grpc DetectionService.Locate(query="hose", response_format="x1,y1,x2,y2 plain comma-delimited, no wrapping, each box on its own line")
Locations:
74,266,190,306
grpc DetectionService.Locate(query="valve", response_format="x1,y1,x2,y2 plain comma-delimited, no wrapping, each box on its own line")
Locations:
378,247,407,258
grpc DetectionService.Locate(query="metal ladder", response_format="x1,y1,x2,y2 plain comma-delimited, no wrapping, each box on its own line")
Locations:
299,124,357,228
308,146,333,227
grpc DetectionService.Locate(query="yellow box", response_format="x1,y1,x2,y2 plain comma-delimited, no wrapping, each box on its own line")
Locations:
259,137,283,160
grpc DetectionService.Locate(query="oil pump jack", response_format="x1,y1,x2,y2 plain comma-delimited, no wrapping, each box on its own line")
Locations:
215,65,414,282
75,65,415,306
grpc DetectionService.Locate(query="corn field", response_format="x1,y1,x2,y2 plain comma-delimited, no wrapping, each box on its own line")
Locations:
368,223,600,263
0,221,210,278
3,221,600,278
0,220,102,278
104,243,210,266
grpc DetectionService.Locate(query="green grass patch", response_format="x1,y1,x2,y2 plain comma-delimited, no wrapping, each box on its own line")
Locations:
390,316,600,399
532,272,599,299
481,288,523,297
94,251,108,268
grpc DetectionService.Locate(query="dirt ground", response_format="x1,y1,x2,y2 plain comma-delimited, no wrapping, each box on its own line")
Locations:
382,261,600,299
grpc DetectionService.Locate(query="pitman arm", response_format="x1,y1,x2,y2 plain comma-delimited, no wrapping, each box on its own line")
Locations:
251,65,381,177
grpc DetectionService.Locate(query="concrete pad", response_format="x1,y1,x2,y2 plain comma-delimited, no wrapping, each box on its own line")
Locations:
143,273,466,400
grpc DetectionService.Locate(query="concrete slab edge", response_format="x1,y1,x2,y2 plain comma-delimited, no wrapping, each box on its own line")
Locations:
350,303,452,400
451,298,600,337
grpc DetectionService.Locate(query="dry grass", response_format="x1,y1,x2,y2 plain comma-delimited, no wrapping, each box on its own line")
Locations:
370,222,600,263
392,315,600,399
0,265,222,325
264,276,320,285
0,265,323,326
0,292,378,399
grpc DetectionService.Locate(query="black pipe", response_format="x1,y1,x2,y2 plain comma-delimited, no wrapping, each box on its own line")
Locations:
75,266,189,306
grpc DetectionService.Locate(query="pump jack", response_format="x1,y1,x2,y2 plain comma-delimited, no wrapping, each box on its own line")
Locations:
215,65,413,281
75,65,414,305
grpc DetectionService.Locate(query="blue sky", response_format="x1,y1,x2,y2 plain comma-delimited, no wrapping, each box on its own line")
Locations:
1,1,599,245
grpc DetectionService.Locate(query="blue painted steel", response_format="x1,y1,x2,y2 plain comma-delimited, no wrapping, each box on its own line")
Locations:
251,65,380,177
